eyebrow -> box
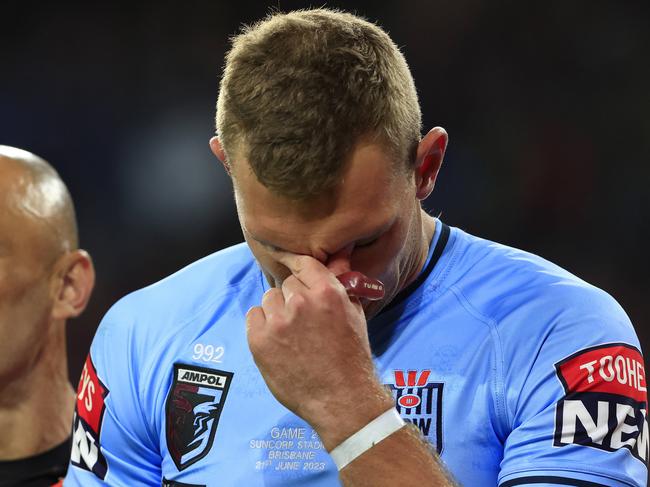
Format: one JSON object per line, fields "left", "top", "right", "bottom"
{"left": 252, "top": 219, "right": 394, "bottom": 255}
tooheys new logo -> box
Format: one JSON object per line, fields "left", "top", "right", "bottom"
{"left": 71, "top": 354, "right": 109, "bottom": 479}
{"left": 554, "top": 343, "right": 649, "bottom": 462}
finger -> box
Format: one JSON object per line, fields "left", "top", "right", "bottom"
{"left": 245, "top": 306, "right": 266, "bottom": 354}
{"left": 262, "top": 288, "right": 284, "bottom": 321}
{"left": 261, "top": 288, "right": 285, "bottom": 310}
{"left": 280, "top": 274, "right": 307, "bottom": 302}
{"left": 275, "top": 251, "right": 334, "bottom": 288}
{"left": 245, "top": 306, "right": 266, "bottom": 333}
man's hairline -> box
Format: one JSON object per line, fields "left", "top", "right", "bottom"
{"left": 223, "top": 133, "right": 417, "bottom": 200}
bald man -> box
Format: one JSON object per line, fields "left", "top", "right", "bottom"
{"left": 0, "top": 146, "right": 95, "bottom": 487}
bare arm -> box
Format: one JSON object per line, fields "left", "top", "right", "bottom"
{"left": 312, "top": 379, "right": 455, "bottom": 487}
{"left": 246, "top": 253, "right": 456, "bottom": 486}
{"left": 339, "top": 425, "right": 456, "bottom": 487}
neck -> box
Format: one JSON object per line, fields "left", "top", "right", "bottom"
{"left": 403, "top": 211, "right": 436, "bottom": 290}
{"left": 365, "top": 210, "right": 436, "bottom": 319}
{"left": 0, "top": 320, "right": 75, "bottom": 461}
{"left": 392, "top": 208, "right": 436, "bottom": 300}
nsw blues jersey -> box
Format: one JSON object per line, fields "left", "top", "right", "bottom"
{"left": 65, "top": 221, "right": 648, "bottom": 486}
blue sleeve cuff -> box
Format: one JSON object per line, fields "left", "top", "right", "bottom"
{"left": 499, "top": 469, "right": 641, "bottom": 487}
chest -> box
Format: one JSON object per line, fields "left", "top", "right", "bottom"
{"left": 155, "top": 306, "right": 505, "bottom": 486}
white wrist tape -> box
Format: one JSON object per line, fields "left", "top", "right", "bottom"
{"left": 329, "top": 408, "right": 405, "bottom": 470}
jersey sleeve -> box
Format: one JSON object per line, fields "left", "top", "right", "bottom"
{"left": 497, "top": 285, "right": 648, "bottom": 487}
{"left": 64, "top": 300, "right": 162, "bottom": 486}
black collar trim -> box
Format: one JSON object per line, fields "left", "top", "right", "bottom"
{"left": 0, "top": 436, "right": 71, "bottom": 484}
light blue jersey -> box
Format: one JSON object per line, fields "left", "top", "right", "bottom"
{"left": 65, "top": 221, "right": 648, "bottom": 486}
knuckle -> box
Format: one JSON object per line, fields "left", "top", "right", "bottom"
{"left": 293, "top": 257, "right": 305, "bottom": 272}
{"left": 246, "top": 306, "right": 259, "bottom": 321}
{"left": 315, "top": 282, "right": 340, "bottom": 302}
{"left": 246, "top": 307, "right": 263, "bottom": 330}
{"left": 265, "top": 310, "right": 286, "bottom": 327}
{"left": 287, "top": 255, "right": 306, "bottom": 272}
{"left": 282, "top": 275, "right": 299, "bottom": 288}
{"left": 286, "top": 292, "right": 307, "bottom": 310}
{"left": 261, "top": 288, "right": 279, "bottom": 305}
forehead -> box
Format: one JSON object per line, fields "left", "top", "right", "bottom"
{"left": 234, "top": 143, "right": 407, "bottom": 248}
{"left": 0, "top": 161, "right": 54, "bottom": 254}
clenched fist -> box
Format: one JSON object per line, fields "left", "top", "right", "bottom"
{"left": 246, "top": 248, "right": 394, "bottom": 450}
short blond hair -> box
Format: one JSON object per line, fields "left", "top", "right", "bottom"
{"left": 216, "top": 8, "right": 421, "bottom": 199}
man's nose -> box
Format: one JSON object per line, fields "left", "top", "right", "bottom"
{"left": 325, "top": 244, "right": 354, "bottom": 276}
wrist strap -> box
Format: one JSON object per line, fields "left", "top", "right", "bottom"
{"left": 329, "top": 408, "right": 405, "bottom": 470}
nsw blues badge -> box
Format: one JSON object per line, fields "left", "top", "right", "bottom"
{"left": 386, "top": 369, "right": 444, "bottom": 453}
{"left": 165, "top": 363, "right": 234, "bottom": 471}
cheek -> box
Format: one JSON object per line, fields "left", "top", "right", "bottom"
{"left": 351, "top": 221, "right": 409, "bottom": 280}
{"left": 245, "top": 241, "right": 290, "bottom": 286}
{"left": 1, "top": 253, "right": 55, "bottom": 320}
{"left": 0, "top": 272, "right": 51, "bottom": 322}
{"left": 0, "top": 275, "right": 52, "bottom": 375}
{"left": 0, "top": 262, "right": 37, "bottom": 306}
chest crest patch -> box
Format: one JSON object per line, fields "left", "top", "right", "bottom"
{"left": 386, "top": 369, "right": 444, "bottom": 453}
{"left": 165, "top": 363, "right": 234, "bottom": 471}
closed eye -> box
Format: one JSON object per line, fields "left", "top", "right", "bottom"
{"left": 355, "top": 237, "right": 379, "bottom": 248}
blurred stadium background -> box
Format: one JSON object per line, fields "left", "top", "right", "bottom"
{"left": 1, "top": 0, "right": 648, "bottom": 394}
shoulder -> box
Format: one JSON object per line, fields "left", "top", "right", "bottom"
{"left": 95, "top": 242, "right": 259, "bottom": 346}
{"left": 444, "top": 226, "right": 635, "bottom": 344}
{"left": 86, "top": 242, "right": 260, "bottom": 426}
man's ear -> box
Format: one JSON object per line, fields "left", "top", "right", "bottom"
{"left": 414, "top": 127, "right": 448, "bottom": 200}
{"left": 209, "top": 136, "right": 231, "bottom": 176}
{"left": 51, "top": 249, "right": 96, "bottom": 321}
